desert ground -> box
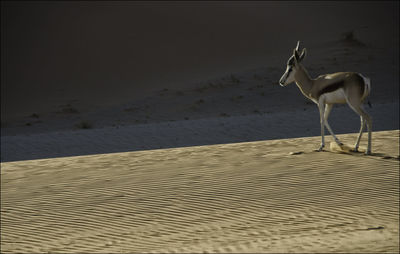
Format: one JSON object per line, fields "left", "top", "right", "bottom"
{"left": 1, "top": 130, "right": 399, "bottom": 253}
{"left": 1, "top": 1, "right": 399, "bottom": 253}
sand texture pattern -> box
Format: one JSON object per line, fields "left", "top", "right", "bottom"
{"left": 1, "top": 130, "right": 399, "bottom": 253}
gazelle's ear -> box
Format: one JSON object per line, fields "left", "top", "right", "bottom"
{"left": 295, "top": 41, "right": 300, "bottom": 51}
{"left": 293, "top": 48, "right": 300, "bottom": 64}
{"left": 299, "top": 48, "right": 307, "bottom": 62}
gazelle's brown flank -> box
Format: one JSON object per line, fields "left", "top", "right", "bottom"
{"left": 279, "top": 41, "right": 372, "bottom": 155}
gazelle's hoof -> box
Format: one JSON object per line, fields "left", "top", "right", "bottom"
{"left": 352, "top": 147, "right": 359, "bottom": 152}
{"left": 365, "top": 150, "right": 372, "bottom": 155}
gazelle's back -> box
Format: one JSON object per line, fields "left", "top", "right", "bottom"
{"left": 312, "top": 72, "right": 366, "bottom": 101}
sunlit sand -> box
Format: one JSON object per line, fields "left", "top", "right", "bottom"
{"left": 1, "top": 130, "right": 398, "bottom": 253}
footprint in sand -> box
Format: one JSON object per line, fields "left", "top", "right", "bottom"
{"left": 289, "top": 151, "right": 304, "bottom": 155}
{"left": 329, "top": 142, "right": 362, "bottom": 154}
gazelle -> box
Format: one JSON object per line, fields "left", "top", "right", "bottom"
{"left": 279, "top": 41, "right": 372, "bottom": 155}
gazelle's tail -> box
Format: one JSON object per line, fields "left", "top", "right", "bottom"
{"left": 361, "top": 75, "right": 372, "bottom": 108}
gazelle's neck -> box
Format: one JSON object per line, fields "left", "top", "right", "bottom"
{"left": 294, "top": 64, "right": 313, "bottom": 97}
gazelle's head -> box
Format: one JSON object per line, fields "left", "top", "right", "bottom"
{"left": 279, "top": 41, "right": 307, "bottom": 86}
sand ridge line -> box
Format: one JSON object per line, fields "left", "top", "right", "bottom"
{"left": 2, "top": 102, "right": 399, "bottom": 163}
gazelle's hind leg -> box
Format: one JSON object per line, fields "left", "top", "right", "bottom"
{"left": 354, "top": 116, "right": 366, "bottom": 152}
{"left": 318, "top": 103, "right": 326, "bottom": 151}
{"left": 346, "top": 100, "right": 372, "bottom": 155}
{"left": 324, "top": 104, "right": 343, "bottom": 146}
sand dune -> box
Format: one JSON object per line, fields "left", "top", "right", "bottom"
{"left": 1, "top": 2, "right": 398, "bottom": 252}
{"left": 1, "top": 130, "right": 398, "bottom": 253}
{"left": 2, "top": 101, "right": 399, "bottom": 162}
{"left": 2, "top": 2, "right": 398, "bottom": 126}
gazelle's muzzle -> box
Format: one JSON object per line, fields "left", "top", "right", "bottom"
{"left": 279, "top": 73, "right": 287, "bottom": 86}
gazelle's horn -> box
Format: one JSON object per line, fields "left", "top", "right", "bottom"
{"left": 295, "top": 41, "right": 300, "bottom": 51}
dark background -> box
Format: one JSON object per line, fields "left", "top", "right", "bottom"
{"left": 1, "top": 1, "right": 398, "bottom": 122}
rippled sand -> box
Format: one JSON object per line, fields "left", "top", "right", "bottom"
{"left": 1, "top": 130, "right": 398, "bottom": 253}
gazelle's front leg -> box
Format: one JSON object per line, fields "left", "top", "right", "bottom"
{"left": 324, "top": 104, "right": 343, "bottom": 146}
{"left": 318, "top": 103, "right": 325, "bottom": 151}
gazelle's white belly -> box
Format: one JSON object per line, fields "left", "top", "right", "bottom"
{"left": 321, "top": 88, "right": 347, "bottom": 104}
